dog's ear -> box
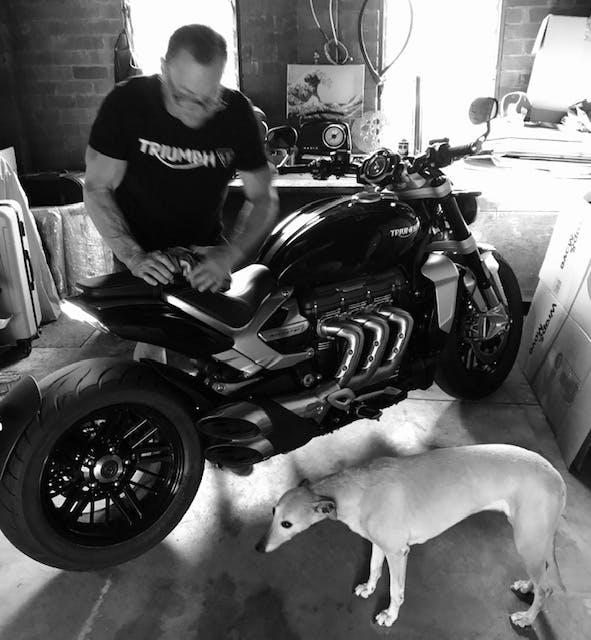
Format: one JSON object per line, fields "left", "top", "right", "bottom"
{"left": 298, "top": 478, "right": 310, "bottom": 487}
{"left": 313, "top": 497, "right": 337, "bottom": 519}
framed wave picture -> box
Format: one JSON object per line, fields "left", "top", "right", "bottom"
{"left": 286, "top": 64, "right": 365, "bottom": 125}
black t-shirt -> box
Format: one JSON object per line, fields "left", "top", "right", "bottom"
{"left": 88, "top": 75, "right": 267, "bottom": 251}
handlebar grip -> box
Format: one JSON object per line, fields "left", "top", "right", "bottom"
{"left": 447, "top": 142, "right": 478, "bottom": 161}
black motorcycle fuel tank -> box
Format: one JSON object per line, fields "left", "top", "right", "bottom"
{"left": 258, "top": 192, "right": 423, "bottom": 287}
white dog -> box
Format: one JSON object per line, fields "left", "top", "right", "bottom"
{"left": 256, "top": 444, "right": 566, "bottom": 628}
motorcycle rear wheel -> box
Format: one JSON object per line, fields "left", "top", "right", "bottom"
{"left": 0, "top": 358, "right": 205, "bottom": 570}
{"left": 434, "top": 251, "right": 523, "bottom": 400}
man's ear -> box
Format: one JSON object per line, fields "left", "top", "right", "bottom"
{"left": 298, "top": 478, "right": 310, "bottom": 487}
{"left": 313, "top": 498, "right": 337, "bottom": 519}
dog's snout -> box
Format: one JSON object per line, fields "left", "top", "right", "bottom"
{"left": 255, "top": 538, "right": 267, "bottom": 553}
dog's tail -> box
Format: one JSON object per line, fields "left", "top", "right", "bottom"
{"left": 547, "top": 531, "right": 566, "bottom": 592}
{"left": 545, "top": 532, "right": 566, "bottom": 593}
{"left": 547, "top": 485, "right": 567, "bottom": 593}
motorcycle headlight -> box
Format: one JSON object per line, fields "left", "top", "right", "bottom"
{"left": 456, "top": 193, "right": 479, "bottom": 225}
{"left": 60, "top": 300, "right": 108, "bottom": 332}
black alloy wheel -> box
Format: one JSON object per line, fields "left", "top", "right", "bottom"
{"left": 42, "top": 404, "right": 184, "bottom": 546}
{"left": 0, "top": 359, "right": 207, "bottom": 570}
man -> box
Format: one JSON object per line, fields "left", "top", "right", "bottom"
{"left": 84, "top": 24, "right": 277, "bottom": 295}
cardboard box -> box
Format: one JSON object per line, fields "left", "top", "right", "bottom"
{"left": 518, "top": 281, "right": 568, "bottom": 383}
{"left": 569, "top": 262, "right": 591, "bottom": 337}
{"left": 519, "top": 190, "right": 591, "bottom": 470}
{"left": 538, "top": 190, "right": 591, "bottom": 312}
{"left": 532, "top": 314, "right": 591, "bottom": 466}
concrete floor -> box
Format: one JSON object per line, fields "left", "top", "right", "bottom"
{"left": 1, "top": 316, "right": 591, "bottom": 640}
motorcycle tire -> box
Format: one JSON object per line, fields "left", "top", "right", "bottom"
{"left": 0, "top": 358, "right": 205, "bottom": 571}
{"left": 434, "top": 251, "right": 523, "bottom": 400}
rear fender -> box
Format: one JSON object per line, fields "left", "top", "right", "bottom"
{"left": 0, "top": 376, "right": 41, "bottom": 478}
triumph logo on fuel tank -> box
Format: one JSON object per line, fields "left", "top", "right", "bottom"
{"left": 389, "top": 220, "right": 420, "bottom": 238}
{"left": 529, "top": 303, "right": 557, "bottom": 354}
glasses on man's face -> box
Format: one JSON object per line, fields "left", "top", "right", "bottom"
{"left": 162, "top": 71, "right": 224, "bottom": 113}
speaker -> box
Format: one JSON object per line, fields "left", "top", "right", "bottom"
{"left": 298, "top": 121, "right": 351, "bottom": 156}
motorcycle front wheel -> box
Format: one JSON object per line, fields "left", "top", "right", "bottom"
{"left": 0, "top": 358, "right": 206, "bottom": 570}
{"left": 434, "top": 251, "right": 523, "bottom": 400}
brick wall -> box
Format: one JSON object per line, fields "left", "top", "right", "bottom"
{"left": 1, "top": 0, "right": 122, "bottom": 171}
{"left": 239, "top": 0, "right": 381, "bottom": 124}
{"left": 238, "top": 0, "right": 297, "bottom": 127}
{"left": 0, "top": 2, "right": 28, "bottom": 168}
{"left": 497, "top": 0, "right": 591, "bottom": 99}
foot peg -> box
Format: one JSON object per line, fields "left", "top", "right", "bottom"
{"left": 327, "top": 386, "right": 407, "bottom": 418}
{"left": 352, "top": 387, "right": 407, "bottom": 419}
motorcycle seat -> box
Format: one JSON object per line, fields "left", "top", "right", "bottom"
{"left": 76, "top": 271, "right": 164, "bottom": 300}
{"left": 167, "top": 264, "right": 277, "bottom": 330}
{"left": 76, "top": 264, "right": 277, "bottom": 330}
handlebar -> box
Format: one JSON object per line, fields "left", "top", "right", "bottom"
{"left": 447, "top": 142, "right": 479, "bottom": 162}
{"left": 277, "top": 155, "right": 360, "bottom": 179}
{"left": 273, "top": 138, "right": 479, "bottom": 182}
{"left": 419, "top": 139, "right": 481, "bottom": 170}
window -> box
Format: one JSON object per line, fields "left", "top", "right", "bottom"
{"left": 128, "top": 0, "right": 239, "bottom": 89}
{"left": 380, "top": 0, "right": 502, "bottom": 150}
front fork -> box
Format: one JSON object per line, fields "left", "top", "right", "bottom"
{"left": 435, "top": 194, "right": 510, "bottom": 340}
{"left": 439, "top": 194, "right": 502, "bottom": 307}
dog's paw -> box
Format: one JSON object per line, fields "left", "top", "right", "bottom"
{"left": 511, "top": 580, "right": 533, "bottom": 594}
{"left": 354, "top": 582, "right": 376, "bottom": 599}
{"left": 510, "top": 610, "right": 534, "bottom": 628}
{"left": 375, "top": 608, "right": 398, "bottom": 627}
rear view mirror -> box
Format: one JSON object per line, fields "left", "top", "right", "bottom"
{"left": 266, "top": 126, "right": 298, "bottom": 150}
{"left": 469, "top": 97, "right": 499, "bottom": 125}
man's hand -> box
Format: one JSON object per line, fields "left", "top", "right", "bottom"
{"left": 127, "top": 250, "right": 178, "bottom": 286}
{"left": 186, "top": 245, "right": 239, "bottom": 292}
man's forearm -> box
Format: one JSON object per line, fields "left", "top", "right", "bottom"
{"left": 228, "top": 189, "right": 278, "bottom": 267}
{"left": 84, "top": 187, "right": 143, "bottom": 266}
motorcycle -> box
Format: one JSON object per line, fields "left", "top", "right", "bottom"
{"left": 0, "top": 97, "right": 523, "bottom": 570}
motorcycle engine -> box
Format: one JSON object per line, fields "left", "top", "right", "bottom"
{"left": 298, "top": 267, "right": 409, "bottom": 319}
{"left": 297, "top": 268, "right": 411, "bottom": 375}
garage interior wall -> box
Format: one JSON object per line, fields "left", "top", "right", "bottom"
{"left": 0, "top": 0, "right": 590, "bottom": 173}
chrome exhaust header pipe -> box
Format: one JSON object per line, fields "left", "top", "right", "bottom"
{"left": 349, "top": 313, "right": 390, "bottom": 389}
{"left": 374, "top": 306, "right": 414, "bottom": 380}
{"left": 317, "top": 318, "right": 365, "bottom": 387}
{"left": 276, "top": 316, "right": 367, "bottom": 419}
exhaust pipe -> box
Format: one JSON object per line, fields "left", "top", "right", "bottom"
{"left": 349, "top": 313, "right": 389, "bottom": 389}
{"left": 197, "top": 309, "right": 414, "bottom": 466}
{"left": 197, "top": 402, "right": 273, "bottom": 440}
{"left": 205, "top": 439, "right": 272, "bottom": 466}
{"left": 197, "top": 396, "right": 324, "bottom": 465}
{"left": 374, "top": 306, "right": 414, "bottom": 380}
{"left": 317, "top": 318, "right": 365, "bottom": 387}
